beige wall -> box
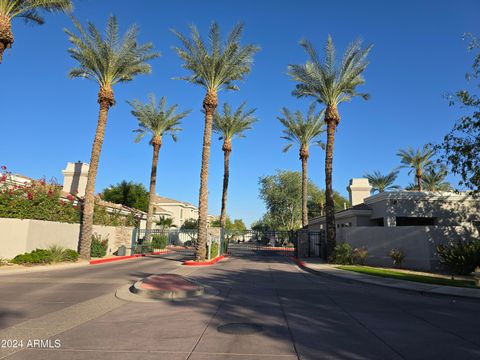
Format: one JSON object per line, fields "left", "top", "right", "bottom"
{"left": 0, "top": 218, "right": 134, "bottom": 259}
{"left": 337, "top": 225, "right": 479, "bottom": 272}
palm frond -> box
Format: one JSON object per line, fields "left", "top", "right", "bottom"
{"left": 128, "top": 94, "right": 190, "bottom": 144}
{"left": 213, "top": 101, "right": 257, "bottom": 142}
{"left": 65, "top": 15, "right": 159, "bottom": 89}
{"left": 171, "top": 22, "right": 260, "bottom": 93}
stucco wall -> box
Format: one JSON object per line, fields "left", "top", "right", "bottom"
{"left": 0, "top": 218, "right": 134, "bottom": 259}
{"left": 337, "top": 225, "right": 478, "bottom": 272}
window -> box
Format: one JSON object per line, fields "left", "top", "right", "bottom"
{"left": 396, "top": 217, "right": 436, "bottom": 226}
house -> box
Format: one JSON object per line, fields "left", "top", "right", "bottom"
{"left": 308, "top": 178, "right": 480, "bottom": 272}
{"left": 153, "top": 196, "right": 216, "bottom": 228}
{"left": 309, "top": 178, "right": 480, "bottom": 231}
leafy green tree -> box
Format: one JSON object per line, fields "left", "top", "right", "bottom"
{"left": 211, "top": 216, "right": 247, "bottom": 231}
{"left": 278, "top": 103, "right": 325, "bottom": 227}
{"left": 66, "top": 16, "right": 158, "bottom": 259}
{"left": 288, "top": 35, "right": 372, "bottom": 254}
{"left": 258, "top": 170, "right": 348, "bottom": 230}
{"left": 129, "top": 95, "right": 190, "bottom": 240}
{"left": 441, "top": 33, "right": 480, "bottom": 193}
{"left": 364, "top": 170, "right": 400, "bottom": 193}
{"left": 172, "top": 22, "right": 259, "bottom": 261}
{"left": 101, "top": 181, "right": 149, "bottom": 212}
{"left": 180, "top": 218, "right": 198, "bottom": 230}
{"left": 214, "top": 102, "right": 257, "bottom": 229}
{"left": 0, "top": 0, "right": 72, "bottom": 63}
{"left": 397, "top": 145, "right": 435, "bottom": 191}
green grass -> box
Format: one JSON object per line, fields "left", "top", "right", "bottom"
{"left": 336, "top": 265, "right": 477, "bottom": 289}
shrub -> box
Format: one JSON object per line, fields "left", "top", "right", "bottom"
{"left": 332, "top": 243, "right": 355, "bottom": 265}
{"left": 62, "top": 249, "right": 79, "bottom": 262}
{"left": 48, "top": 245, "right": 66, "bottom": 263}
{"left": 437, "top": 240, "right": 480, "bottom": 275}
{"left": 0, "top": 258, "right": 10, "bottom": 266}
{"left": 91, "top": 233, "right": 108, "bottom": 257}
{"left": 151, "top": 234, "right": 168, "bottom": 250}
{"left": 353, "top": 247, "right": 368, "bottom": 265}
{"left": 12, "top": 249, "right": 53, "bottom": 264}
{"left": 210, "top": 242, "right": 219, "bottom": 258}
{"left": 389, "top": 248, "right": 405, "bottom": 267}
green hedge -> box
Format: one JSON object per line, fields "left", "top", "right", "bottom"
{"left": 91, "top": 234, "right": 108, "bottom": 257}
{"left": 151, "top": 234, "right": 168, "bottom": 249}
{"left": 11, "top": 247, "right": 78, "bottom": 265}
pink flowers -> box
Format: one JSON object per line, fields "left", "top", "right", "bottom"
{"left": 67, "top": 194, "right": 75, "bottom": 202}
{"left": 27, "top": 192, "right": 34, "bottom": 200}
{"left": 1, "top": 165, "right": 6, "bottom": 171}
{"left": 0, "top": 176, "right": 6, "bottom": 182}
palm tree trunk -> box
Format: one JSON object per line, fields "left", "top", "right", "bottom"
{"left": 196, "top": 91, "right": 217, "bottom": 261}
{"left": 417, "top": 169, "right": 423, "bottom": 192}
{"left": 0, "top": 15, "right": 13, "bottom": 64}
{"left": 220, "top": 145, "right": 231, "bottom": 229}
{"left": 78, "top": 90, "right": 114, "bottom": 259}
{"left": 301, "top": 154, "right": 308, "bottom": 228}
{"left": 145, "top": 140, "right": 161, "bottom": 243}
{"left": 324, "top": 105, "right": 339, "bottom": 259}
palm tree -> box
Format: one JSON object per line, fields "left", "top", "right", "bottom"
{"left": 66, "top": 16, "right": 159, "bottom": 259}
{"left": 278, "top": 103, "right": 325, "bottom": 227}
{"left": 129, "top": 95, "right": 190, "bottom": 241}
{"left": 213, "top": 102, "right": 257, "bottom": 229}
{"left": 157, "top": 216, "right": 176, "bottom": 230}
{"left": 422, "top": 167, "right": 452, "bottom": 192}
{"left": 0, "top": 0, "right": 72, "bottom": 63}
{"left": 397, "top": 145, "right": 435, "bottom": 191}
{"left": 172, "top": 22, "right": 259, "bottom": 261}
{"left": 288, "top": 35, "right": 372, "bottom": 256}
{"left": 364, "top": 170, "right": 400, "bottom": 193}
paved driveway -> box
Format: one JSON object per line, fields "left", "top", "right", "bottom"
{"left": 1, "top": 253, "right": 479, "bottom": 359}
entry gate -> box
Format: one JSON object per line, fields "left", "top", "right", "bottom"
{"left": 224, "top": 230, "right": 297, "bottom": 257}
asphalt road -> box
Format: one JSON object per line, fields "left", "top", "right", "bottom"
{"left": 0, "top": 251, "right": 479, "bottom": 359}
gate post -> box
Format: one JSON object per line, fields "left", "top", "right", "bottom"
{"left": 296, "top": 230, "right": 309, "bottom": 258}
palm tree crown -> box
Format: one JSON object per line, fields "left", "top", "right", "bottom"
{"left": 129, "top": 95, "right": 191, "bottom": 145}
{"left": 422, "top": 167, "right": 452, "bottom": 192}
{"left": 171, "top": 22, "right": 260, "bottom": 95}
{"left": 288, "top": 35, "right": 373, "bottom": 121}
{"left": 66, "top": 15, "right": 159, "bottom": 104}
{"left": 0, "top": 0, "right": 72, "bottom": 62}
{"left": 397, "top": 146, "right": 435, "bottom": 173}
{"left": 364, "top": 170, "right": 400, "bottom": 193}
{"left": 0, "top": 0, "right": 71, "bottom": 23}
{"left": 213, "top": 102, "right": 257, "bottom": 150}
{"left": 278, "top": 103, "right": 325, "bottom": 157}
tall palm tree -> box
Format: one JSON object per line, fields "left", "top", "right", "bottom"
{"left": 172, "top": 22, "right": 259, "bottom": 261}
{"left": 129, "top": 95, "right": 190, "bottom": 241}
{"left": 422, "top": 167, "right": 452, "bottom": 192}
{"left": 397, "top": 145, "right": 435, "bottom": 191}
{"left": 213, "top": 102, "right": 257, "bottom": 229}
{"left": 364, "top": 170, "right": 400, "bottom": 193}
{"left": 0, "top": 0, "right": 72, "bottom": 63}
{"left": 66, "top": 16, "right": 159, "bottom": 259}
{"left": 288, "top": 35, "right": 372, "bottom": 256}
{"left": 278, "top": 103, "right": 325, "bottom": 227}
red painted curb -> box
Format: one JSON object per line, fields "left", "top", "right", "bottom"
{"left": 290, "top": 257, "right": 306, "bottom": 267}
{"left": 90, "top": 250, "right": 171, "bottom": 265}
{"left": 183, "top": 254, "right": 228, "bottom": 266}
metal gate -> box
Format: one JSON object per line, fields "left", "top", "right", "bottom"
{"left": 224, "top": 230, "right": 296, "bottom": 257}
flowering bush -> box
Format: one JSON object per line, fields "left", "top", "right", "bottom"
{"left": 0, "top": 166, "right": 81, "bottom": 223}
{"left": 0, "top": 165, "right": 138, "bottom": 227}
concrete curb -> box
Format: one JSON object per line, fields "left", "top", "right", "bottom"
{"left": 183, "top": 254, "right": 228, "bottom": 266}
{"left": 89, "top": 250, "right": 172, "bottom": 265}
{"left": 291, "top": 258, "right": 480, "bottom": 300}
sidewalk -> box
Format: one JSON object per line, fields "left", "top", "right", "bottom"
{"left": 296, "top": 258, "right": 480, "bottom": 300}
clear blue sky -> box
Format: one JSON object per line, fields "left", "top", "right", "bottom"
{"left": 1, "top": 0, "right": 478, "bottom": 226}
